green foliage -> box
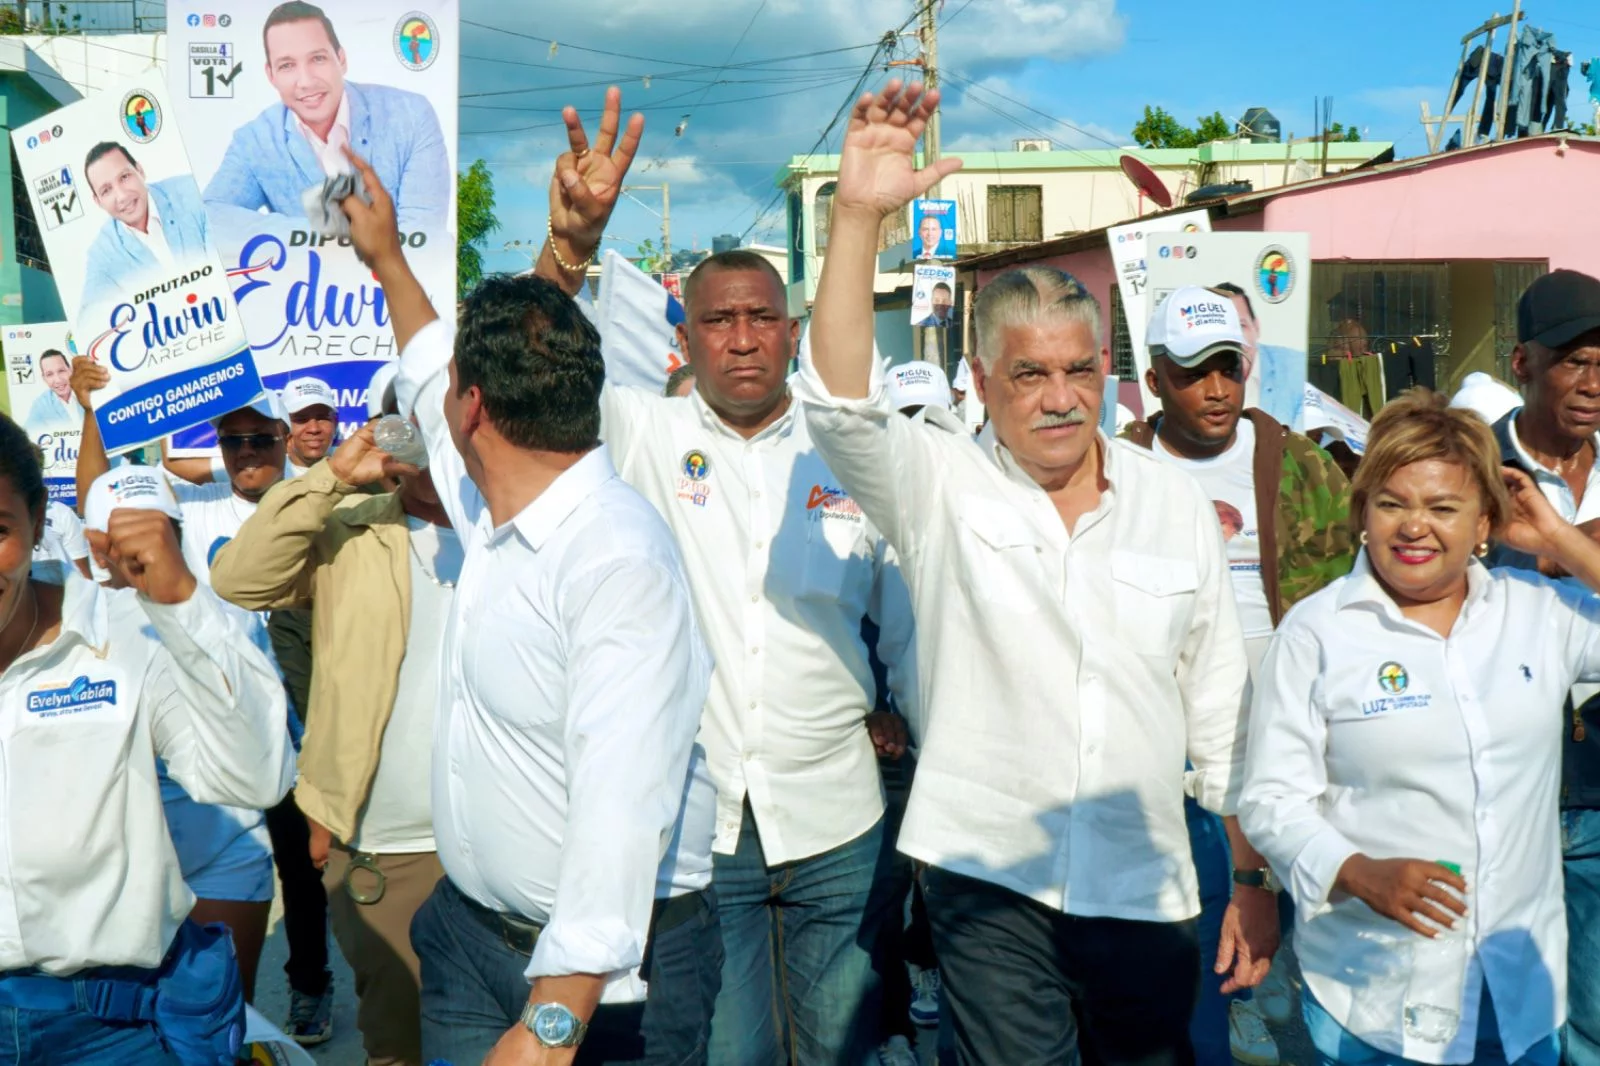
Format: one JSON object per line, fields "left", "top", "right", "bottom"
{"left": 1328, "top": 121, "right": 1362, "bottom": 143}
{"left": 1132, "top": 106, "right": 1232, "bottom": 149}
{"left": 456, "top": 159, "right": 499, "bottom": 294}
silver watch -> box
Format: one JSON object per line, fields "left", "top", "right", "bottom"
{"left": 520, "top": 1002, "right": 588, "bottom": 1048}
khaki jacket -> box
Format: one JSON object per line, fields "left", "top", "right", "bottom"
{"left": 210, "top": 461, "right": 412, "bottom": 844}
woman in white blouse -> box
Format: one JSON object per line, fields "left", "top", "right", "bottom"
{"left": 1240, "top": 390, "right": 1600, "bottom": 1066}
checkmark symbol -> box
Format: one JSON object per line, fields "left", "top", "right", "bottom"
{"left": 217, "top": 62, "right": 241, "bottom": 87}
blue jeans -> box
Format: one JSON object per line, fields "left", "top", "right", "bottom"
{"left": 1305, "top": 987, "right": 1558, "bottom": 1066}
{"left": 707, "top": 807, "right": 891, "bottom": 1066}
{"left": 1187, "top": 798, "right": 1236, "bottom": 1065}
{"left": 1563, "top": 808, "right": 1600, "bottom": 1066}
{"left": 413, "top": 877, "right": 722, "bottom": 1066}
{"left": 0, "top": 1001, "right": 178, "bottom": 1065}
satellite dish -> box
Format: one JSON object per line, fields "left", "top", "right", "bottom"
{"left": 1119, "top": 154, "right": 1173, "bottom": 209}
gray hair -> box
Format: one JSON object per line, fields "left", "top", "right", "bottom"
{"left": 973, "top": 266, "right": 1102, "bottom": 372}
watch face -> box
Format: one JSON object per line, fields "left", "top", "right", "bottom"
{"left": 534, "top": 1005, "right": 576, "bottom": 1045}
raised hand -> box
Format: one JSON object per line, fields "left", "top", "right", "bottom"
{"left": 327, "top": 422, "right": 420, "bottom": 488}
{"left": 1500, "top": 465, "right": 1573, "bottom": 559}
{"left": 99, "top": 508, "right": 198, "bottom": 605}
{"left": 340, "top": 147, "right": 403, "bottom": 273}
{"left": 71, "top": 355, "right": 109, "bottom": 413}
{"left": 549, "top": 86, "right": 643, "bottom": 265}
{"left": 833, "top": 80, "right": 963, "bottom": 219}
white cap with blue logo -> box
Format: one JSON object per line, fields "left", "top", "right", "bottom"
{"left": 1146, "top": 286, "right": 1247, "bottom": 368}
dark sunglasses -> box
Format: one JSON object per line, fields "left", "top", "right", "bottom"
{"left": 217, "top": 432, "right": 283, "bottom": 451}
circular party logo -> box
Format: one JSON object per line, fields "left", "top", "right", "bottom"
{"left": 121, "top": 91, "right": 161, "bottom": 143}
{"left": 1254, "top": 245, "right": 1296, "bottom": 304}
{"left": 394, "top": 12, "right": 439, "bottom": 71}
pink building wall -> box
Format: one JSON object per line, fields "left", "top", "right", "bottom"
{"left": 973, "top": 138, "right": 1600, "bottom": 412}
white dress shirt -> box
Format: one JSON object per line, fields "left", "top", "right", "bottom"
{"left": 1239, "top": 554, "right": 1600, "bottom": 1064}
{"left": 396, "top": 320, "right": 713, "bottom": 1001}
{"left": 0, "top": 577, "right": 293, "bottom": 975}
{"left": 294, "top": 90, "right": 353, "bottom": 176}
{"left": 129, "top": 197, "right": 173, "bottom": 265}
{"left": 601, "top": 384, "right": 912, "bottom": 863}
{"left": 794, "top": 347, "right": 1247, "bottom": 921}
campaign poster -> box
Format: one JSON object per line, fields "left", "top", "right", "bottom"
{"left": 9, "top": 78, "right": 264, "bottom": 455}
{"left": 166, "top": 0, "right": 459, "bottom": 453}
{"left": 1146, "top": 232, "right": 1311, "bottom": 431}
{"left": 912, "top": 198, "right": 956, "bottom": 261}
{"left": 1107, "top": 207, "right": 1210, "bottom": 393}
{"left": 910, "top": 263, "right": 956, "bottom": 328}
{"left": 3, "top": 322, "right": 82, "bottom": 504}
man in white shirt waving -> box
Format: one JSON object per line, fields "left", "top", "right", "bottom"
{"left": 797, "top": 81, "right": 1277, "bottom": 1066}
{"left": 341, "top": 147, "right": 715, "bottom": 1066}
{"left": 532, "top": 88, "right": 914, "bottom": 1066}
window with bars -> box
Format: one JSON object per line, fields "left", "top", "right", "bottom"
{"left": 986, "top": 185, "right": 1043, "bottom": 243}
{"left": 1109, "top": 285, "right": 1137, "bottom": 381}
{"left": 1308, "top": 261, "right": 1450, "bottom": 359}
{"left": 10, "top": 146, "right": 48, "bottom": 273}
{"left": 1494, "top": 261, "right": 1547, "bottom": 380}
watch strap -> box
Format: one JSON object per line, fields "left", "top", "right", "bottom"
{"left": 1232, "top": 867, "right": 1279, "bottom": 892}
{"left": 519, "top": 1001, "right": 589, "bottom": 1048}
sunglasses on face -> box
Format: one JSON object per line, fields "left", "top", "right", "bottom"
{"left": 217, "top": 433, "right": 283, "bottom": 451}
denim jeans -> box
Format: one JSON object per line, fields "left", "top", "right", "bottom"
{"left": 1563, "top": 808, "right": 1600, "bottom": 1066}
{"left": 1187, "top": 798, "right": 1236, "bottom": 1066}
{"left": 706, "top": 807, "right": 891, "bottom": 1066}
{"left": 413, "top": 877, "right": 722, "bottom": 1066}
{"left": 0, "top": 1003, "right": 179, "bottom": 1065}
{"left": 1304, "top": 986, "right": 1558, "bottom": 1066}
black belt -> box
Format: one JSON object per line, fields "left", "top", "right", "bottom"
{"left": 448, "top": 880, "right": 547, "bottom": 957}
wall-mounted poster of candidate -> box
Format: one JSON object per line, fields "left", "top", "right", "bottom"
{"left": 4, "top": 322, "right": 82, "bottom": 504}
{"left": 912, "top": 198, "right": 957, "bottom": 261}
{"left": 9, "top": 78, "right": 264, "bottom": 454}
{"left": 167, "top": 0, "right": 459, "bottom": 454}
{"left": 910, "top": 263, "right": 957, "bottom": 328}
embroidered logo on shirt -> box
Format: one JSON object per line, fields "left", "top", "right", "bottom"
{"left": 1362, "top": 661, "right": 1432, "bottom": 717}
{"left": 681, "top": 450, "right": 710, "bottom": 482}
{"left": 1522, "top": 664, "right": 1534, "bottom": 682}
{"left": 676, "top": 449, "right": 713, "bottom": 508}
{"left": 1377, "top": 661, "right": 1409, "bottom": 695}
{"left": 27, "top": 675, "right": 118, "bottom": 718}
{"left": 806, "top": 485, "right": 862, "bottom": 522}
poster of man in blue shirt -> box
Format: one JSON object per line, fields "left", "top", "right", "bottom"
{"left": 912, "top": 198, "right": 957, "bottom": 260}
{"left": 202, "top": 1, "right": 449, "bottom": 231}
{"left": 24, "top": 349, "right": 85, "bottom": 430}
{"left": 80, "top": 142, "right": 212, "bottom": 313}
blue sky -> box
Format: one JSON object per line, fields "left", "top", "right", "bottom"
{"left": 459, "top": 0, "right": 1600, "bottom": 274}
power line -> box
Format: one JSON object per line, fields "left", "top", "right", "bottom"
{"left": 683, "top": 0, "right": 772, "bottom": 123}
{"left": 941, "top": 69, "right": 1125, "bottom": 151}
{"left": 941, "top": 0, "right": 977, "bottom": 28}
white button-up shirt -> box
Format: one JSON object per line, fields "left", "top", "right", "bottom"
{"left": 1239, "top": 554, "right": 1600, "bottom": 1064}
{"left": 397, "top": 320, "right": 713, "bottom": 1001}
{"left": 794, "top": 351, "right": 1247, "bottom": 920}
{"left": 294, "top": 90, "right": 352, "bottom": 176}
{"left": 0, "top": 577, "right": 293, "bottom": 975}
{"left": 129, "top": 196, "right": 173, "bottom": 264}
{"left": 601, "top": 384, "right": 912, "bottom": 864}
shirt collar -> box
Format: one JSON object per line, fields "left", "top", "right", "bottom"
{"left": 977, "top": 422, "right": 1119, "bottom": 494}
{"left": 1335, "top": 548, "right": 1493, "bottom": 623}
{"left": 503, "top": 445, "right": 618, "bottom": 551}
{"left": 54, "top": 575, "right": 110, "bottom": 656}
{"left": 293, "top": 89, "right": 351, "bottom": 148}
{"left": 1506, "top": 406, "right": 1600, "bottom": 486}
{"left": 690, "top": 387, "right": 796, "bottom": 444}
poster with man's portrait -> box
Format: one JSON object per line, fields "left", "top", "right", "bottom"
{"left": 9, "top": 78, "right": 263, "bottom": 454}
{"left": 4, "top": 323, "right": 82, "bottom": 504}
{"left": 912, "top": 199, "right": 956, "bottom": 261}
{"left": 167, "top": 0, "right": 459, "bottom": 453}
{"left": 910, "top": 263, "right": 957, "bottom": 328}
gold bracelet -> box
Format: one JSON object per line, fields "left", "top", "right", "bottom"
{"left": 546, "top": 217, "right": 596, "bottom": 274}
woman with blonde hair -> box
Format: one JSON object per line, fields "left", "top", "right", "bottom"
{"left": 1240, "top": 389, "right": 1600, "bottom": 1066}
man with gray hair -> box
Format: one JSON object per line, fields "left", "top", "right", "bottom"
{"left": 794, "top": 81, "right": 1275, "bottom": 1065}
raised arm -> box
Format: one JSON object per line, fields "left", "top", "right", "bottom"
{"left": 341, "top": 147, "right": 438, "bottom": 353}
{"left": 809, "top": 81, "right": 961, "bottom": 398}
{"left": 534, "top": 86, "right": 642, "bottom": 298}
{"left": 70, "top": 356, "right": 111, "bottom": 504}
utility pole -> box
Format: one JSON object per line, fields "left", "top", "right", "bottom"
{"left": 917, "top": 1, "right": 945, "bottom": 371}
{"left": 623, "top": 183, "right": 671, "bottom": 268}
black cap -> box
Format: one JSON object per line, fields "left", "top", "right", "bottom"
{"left": 1518, "top": 269, "right": 1600, "bottom": 348}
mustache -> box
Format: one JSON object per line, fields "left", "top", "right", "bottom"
{"left": 1032, "top": 409, "right": 1088, "bottom": 430}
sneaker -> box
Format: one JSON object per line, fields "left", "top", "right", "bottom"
{"left": 878, "top": 1035, "right": 918, "bottom": 1066}
{"left": 1254, "top": 964, "right": 1295, "bottom": 1025}
{"left": 909, "top": 966, "right": 941, "bottom": 1028}
{"left": 1229, "top": 1000, "right": 1279, "bottom": 1066}
{"left": 285, "top": 985, "right": 333, "bottom": 1046}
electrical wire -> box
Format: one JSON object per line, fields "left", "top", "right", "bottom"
{"left": 682, "top": 0, "right": 772, "bottom": 122}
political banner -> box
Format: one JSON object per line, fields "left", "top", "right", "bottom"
{"left": 595, "top": 250, "right": 687, "bottom": 392}
{"left": 166, "top": 0, "right": 459, "bottom": 454}
{"left": 1146, "top": 232, "right": 1311, "bottom": 430}
{"left": 9, "top": 78, "right": 263, "bottom": 455}
{"left": 1107, "top": 207, "right": 1210, "bottom": 394}
{"left": 912, "top": 198, "right": 957, "bottom": 261}
{"left": 3, "top": 322, "right": 81, "bottom": 504}
{"left": 910, "top": 263, "right": 956, "bottom": 328}
{"left": 1302, "top": 383, "right": 1368, "bottom": 454}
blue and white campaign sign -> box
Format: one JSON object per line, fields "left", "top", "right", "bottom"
{"left": 594, "top": 250, "right": 687, "bottom": 392}
{"left": 166, "top": 0, "right": 459, "bottom": 454}
{"left": 4, "top": 322, "right": 81, "bottom": 504}
{"left": 912, "top": 198, "right": 956, "bottom": 261}
{"left": 9, "top": 79, "right": 263, "bottom": 455}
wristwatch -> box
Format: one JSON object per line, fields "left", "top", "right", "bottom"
{"left": 1233, "top": 866, "right": 1282, "bottom": 894}
{"left": 520, "top": 1002, "right": 588, "bottom": 1048}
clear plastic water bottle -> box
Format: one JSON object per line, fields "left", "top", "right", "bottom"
{"left": 1403, "top": 861, "right": 1468, "bottom": 1045}
{"left": 372, "top": 414, "right": 429, "bottom": 468}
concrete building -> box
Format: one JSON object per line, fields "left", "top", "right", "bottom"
{"left": 779, "top": 137, "right": 1392, "bottom": 365}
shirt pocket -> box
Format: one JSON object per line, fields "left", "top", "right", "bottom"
{"left": 799, "top": 515, "right": 870, "bottom": 615}
{"left": 957, "top": 502, "right": 1046, "bottom": 612}
{"left": 1109, "top": 550, "right": 1199, "bottom": 653}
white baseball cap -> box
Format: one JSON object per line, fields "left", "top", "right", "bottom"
{"left": 281, "top": 377, "right": 338, "bottom": 415}
{"left": 365, "top": 363, "right": 400, "bottom": 420}
{"left": 1450, "top": 371, "right": 1522, "bottom": 426}
{"left": 208, "top": 389, "right": 289, "bottom": 430}
{"left": 82, "top": 467, "right": 181, "bottom": 585}
{"left": 1146, "top": 286, "right": 1247, "bottom": 368}
{"left": 886, "top": 361, "right": 953, "bottom": 412}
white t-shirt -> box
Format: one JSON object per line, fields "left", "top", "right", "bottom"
{"left": 351, "top": 516, "right": 461, "bottom": 853}
{"left": 1153, "top": 419, "right": 1274, "bottom": 639}
{"left": 31, "top": 502, "right": 89, "bottom": 584}
{"left": 169, "top": 479, "right": 258, "bottom": 581}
